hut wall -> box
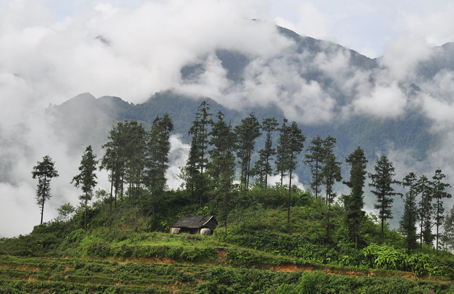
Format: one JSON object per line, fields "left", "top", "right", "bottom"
{"left": 204, "top": 219, "right": 218, "bottom": 231}
{"left": 170, "top": 227, "right": 181, "bottom": 234}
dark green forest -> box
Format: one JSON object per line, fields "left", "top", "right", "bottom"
{"left": 2, "top": 100, "right": 454, "bottom": 293}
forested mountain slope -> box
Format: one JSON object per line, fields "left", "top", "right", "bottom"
{"left": 50, "top": 25, "right": 451, "bottom": 164}
{"left": 52, "top": 90, "right": 435, "bottom": 169}
{"left": 48, "top": 25, "right": 454, "bottom": 197}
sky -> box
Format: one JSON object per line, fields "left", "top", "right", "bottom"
{"left": 1, "top": 0, "right": 454, "bottom": 237}
{"left": 38, "top": 0, "right": 454, "bottom": 58}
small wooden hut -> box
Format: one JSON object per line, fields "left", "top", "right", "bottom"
{"left": 170, "top": 215, "right": 218, "bottom": 235}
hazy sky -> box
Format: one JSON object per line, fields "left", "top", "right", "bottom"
{"left": 1, "top": 0, "right": 454, "bottom": 238}
{"left": 37, "top": 0, "right": 454, "bottom": 58}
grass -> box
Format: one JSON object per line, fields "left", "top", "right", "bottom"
{"left": 2, "top": 254, "right": 453, "bottom": 294}
{"left": 2, "top": 193, "right": 454, "bottom": 292}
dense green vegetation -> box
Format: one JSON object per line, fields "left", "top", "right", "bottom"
{"left": 3, "top": 101, "right": 454, "bottom": 293}
{"left": 2, "top": 184, "right": 454, "bottom": 293}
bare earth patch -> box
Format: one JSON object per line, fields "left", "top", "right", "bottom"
{"left": 217, "top": 250, "right": 226, "bottom": 264}
{"left": 274, "top": 264, "right": 298, "bottom": 272}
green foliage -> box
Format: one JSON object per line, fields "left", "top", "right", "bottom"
{"left": 443, "top": 205, "right": 454, "bottom": 251}
{"left": 361, "top": 243, "right": 454, "bottom": 277}
{"left": 369, "top": 155, "right": 401, "bottom": 244}
{"left": 7, "top": 136, "right": 454, "bottom": 293}
{"left": 304, "top": 135, "right": 325, "bottom": 198}
{"left": 235, "top": 112, "right": 262, "bottom": 191}
{"left": 144, "top": 113, "right": 173, "bottom": 217}
{"left": 186, "top": 100, "right": 213, "bottom": 206}
{"left": 72, "top": 145, "right": 98, "bottom": 230}
{"left": 343, "top": 147, "right": 368, "bottom": 249}
{"left": 13, "top": 90, "right": 454, "bottom": 292}
{"left": 401, "top": 172, "right": 419, "bottom": 253}
{"left": 56, "top": 203, "right": 76, "bottom": 222}
{"left": 432, "top": 168, "right": 452, "bottom": 251}
{"left": 417, "top": 175, "right": 434, "bottom": 248}
{"left": 251, "top": 117, "right": 278, "bottom": 188}
{"left": 32, "top": 155, "right": 59, "bottom": 225}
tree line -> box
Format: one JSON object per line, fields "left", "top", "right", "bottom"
{"left": 31, "top": 101, "right": 453, "bottom": 252}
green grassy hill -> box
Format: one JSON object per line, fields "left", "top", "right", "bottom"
{"left": 2, "top": 187, "right": 454, "bottom": 293}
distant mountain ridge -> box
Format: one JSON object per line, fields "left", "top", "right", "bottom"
{"left": 50, "top": 26, "right": 452, "bottom": 172}
{"left": 52, "top": 89, "right": 435, "bottom": 164}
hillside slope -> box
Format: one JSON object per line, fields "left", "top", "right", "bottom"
{"left": 2, "top": 186, "right": 454, "bottom": 293}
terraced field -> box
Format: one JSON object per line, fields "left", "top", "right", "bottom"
{"left": 2, "top": 254, "right": 454, "bottom": 293}
{"left": 2, "top": 197, "right": 454, "bottom": 293}
{"left": 0, "top": 255, "right": 207, "bottom": 293}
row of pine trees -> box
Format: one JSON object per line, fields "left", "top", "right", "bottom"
{"left": 32, "top": 101, "right": 453, "bottom": 253}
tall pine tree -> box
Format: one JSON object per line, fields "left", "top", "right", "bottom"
{"left": 275, "top": 119, "right": 290, "bottom": 187}
{"left": 304, "top": 135, "right": 324, "bottom": 198}
{"left": 208, "top": 111, "right": 236, "bottom": 191}
{"left": 369, "top": 155, "right": 401, "bottom": 244}
{"left": 186, "top": 101, "right": 212, "bottom": 206}
{"left": 217, "top": 150, "right": 237, "bottom": 234}
{"left": 252, "top": 117, "right": 278, "bottom": 188}
{"left": 235, "top": 113, "right": 261, "bottom": 191}
{"left": 285, "top": 122, "right": 306, "bottom": 226}
{"left": 442, "top": 205, "right": 454, "bottom": 251}
{"left": 145, "top": 114, "right": 174, "bottom": 216}
{"left": 71, "top": 145, "right": 98, "bottom": 230}
{"left": 122, "top": 121, "right": 146, "bottom": 201}
{"left": 322, "top": 150, "right": 342, "bottom": 243}
{"left": 206, "top": 112, "right": 237, "bottom": 231}
{"left": 416, "top": 175, "right": 433, "bottom": 248}
{"left": 401, "top": 172, "right": 419, "bottom": 253}
{"left": 32, "top": 155, "right": 59, "bottom": 225}
{"left": 343, "top": 147, "right": 367, "bottom": 250}
{"left": 432, "top": 169, "right": 451, "bottom": 251}
{"left": 100, "top": 122, "right": 126, "bottom": 209}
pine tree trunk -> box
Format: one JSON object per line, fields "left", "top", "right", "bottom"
{"left": 265, "top": 157, "right": 269, "bottom": 189}
{"left": 109, "top": 174, "right": 113, "bottom": 231}
{"left": 40, "top": 200, "right": 44, "bottom": 225}
{"left": 315, "top": 167, "right": 319, "bottom": 199}
{"left": 114, "top": 185, "right": 117, "bottom": 209}
{"left": 246, "top": 152, "right": 251, "bottom": 191}
{"left": 84, "top": 196, "right": 88, "bottom": 230}
{"left": 326, "top": 205, "right": 331, "bottom": 244}
{"left": 420, "top": 221, "right": 423, "bottom": 249}
{"left": 288, "top": 166, "right": 292, "bottom": 227}
{"left": 280, "top": 170, "right": 284, "bottom": 188}
{"left": 224, "top": 200, "right": 227, "bottom": 235}
{"left": 152, "top": 191, "right": 156, "bottom": 217}
{"left": 436, "top": 198, "right": 440, "bottom": 252}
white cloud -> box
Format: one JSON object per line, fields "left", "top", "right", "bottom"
{"left": 280, "top": 79, "right": 335, "bottom": 124}
{"left": 0, "top": 182, "right": 37, "bottom": 237}
{"left": 177, "top": 54, "right": 231, "bottom": 102}
{"left": 274, "top": 2, "right": 328, "bottom": 40}
{"left": 401, "top": 4, "right": 454, "bottom": 47}
{"left": 350, "top": 83, "right": 407, "bottom": 119}
{"left": 267, "top": 173, "right": 305, "bottom": 191}
{"left": 381, "top": 33, "right": 433, "bottom": 81}
{"left": 166, "top": 134, "right": 190, "bottom": 190}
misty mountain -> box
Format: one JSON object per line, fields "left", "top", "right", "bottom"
{"left": 53, "top": 89, "right": 434, "bottom": 163}
{"left": 39, "top": 26, "right": 454, "bottom": 231}
{"left": 417, "top": 42, "right": 454, "bottom": 79}
{"left": 50, "top": 26, "right": 451, "bottom": 175}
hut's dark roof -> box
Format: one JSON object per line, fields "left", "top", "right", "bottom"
{"left": 171, "top": 215, "right": 217, "bottom": 229}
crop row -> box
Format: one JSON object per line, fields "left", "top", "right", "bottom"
{"left": 2, "top": 255, "right": 454, "bottom": 293}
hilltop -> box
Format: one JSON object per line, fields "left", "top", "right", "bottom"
{"left": 1, "top": 185, "right": 454, "bottom": 293}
